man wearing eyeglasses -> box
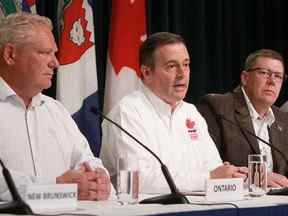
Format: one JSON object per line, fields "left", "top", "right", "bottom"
{"left": 197, "top": 49, "right": 288, "bottom": 187}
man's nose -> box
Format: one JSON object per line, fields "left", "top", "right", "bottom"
{"left": 50, "top": 55, "right": 60, "bottom": 69}
{"left": 266, "top": 74, "right": 276, "bottom": 85}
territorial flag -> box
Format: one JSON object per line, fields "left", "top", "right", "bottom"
{"left": 57, "top": 0, "right": 101, "bottom": 156}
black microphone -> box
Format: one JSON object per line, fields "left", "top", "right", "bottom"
{"left": 217, "top": 114, "right": 288, "bottom": 195}
{"left": 91, "top": 107, "right": 189, "bottom": 204}
{"left": 0, "top": 159, "right": 33, "bottom": 214}
{"left": 217, "top": 114, "right": 288, "bottom": 165}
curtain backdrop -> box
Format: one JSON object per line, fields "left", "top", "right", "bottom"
{"left": 38, "top": 0, "right": 288, "bottom": 108}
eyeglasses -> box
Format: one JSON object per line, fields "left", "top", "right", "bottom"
{"left": 247, "top": 67, "right": 287, "bottom": 82}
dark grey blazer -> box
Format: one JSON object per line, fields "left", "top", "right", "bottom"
{"left": 197, "top": 87, "right": 288, "bottom": 176}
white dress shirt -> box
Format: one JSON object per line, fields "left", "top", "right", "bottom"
{"left": 242, "top": 87, "right": 274, "bottom": 172}
{"left": 0, "top": 77, "right": 106, "bottom": 200}
{"left": 101, "top": 83, "right": 222, "bottom": 193}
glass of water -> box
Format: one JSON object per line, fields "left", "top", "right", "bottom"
{"left": 117, "top": 155, "right": 139, "bottom": 204}
{"left": 248, "top": 154, "right": 267, "bottom": 197}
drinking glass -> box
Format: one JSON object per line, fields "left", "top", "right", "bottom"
{"left": 248, "top": 154, "right": 267, "bottom": 197}
{"left": 116, "top": 156, "right": 139, "bottom": 204}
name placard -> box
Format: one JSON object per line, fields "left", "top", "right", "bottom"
{"left": 22, "top": 184, "right": 77, "bottom": 212}
{"left": 205, "top": 178, "right": 244, "bottom": 201}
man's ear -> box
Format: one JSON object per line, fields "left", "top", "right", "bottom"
{"left": 141, "top": 65, "right": 151, "bottom": 79}
{"left": 2, "top": 43, "right": 16, "bottom": 65}
{"left": 240, "top": 70, "right": 248, "bottom": 86}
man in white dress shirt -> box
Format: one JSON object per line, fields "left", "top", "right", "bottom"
{"left": 0, "top": 12, "right": 111, "bottom": 201}
{"left": 100, "top": 32, "right": 247, "bottom": 193}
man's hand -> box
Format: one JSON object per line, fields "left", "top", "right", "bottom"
{"left": 267, "top": 172, "right": 288, "bottom": 188}
{"left": 56, "top": 168, "right": 91, "bottom": 200}
{"left": 82, "top": 162, "right": 111, "bottom": 201}
{"left": 210, "top": 161, "right": 248, "bottom": 179}
{"left": 56, "top": 162, "right": 111, "bottom": 201}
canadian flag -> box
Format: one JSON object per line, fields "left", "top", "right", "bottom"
{"left": 104, "top": 0, "right": 146, "bottom": 113}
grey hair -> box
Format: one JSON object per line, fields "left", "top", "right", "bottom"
{"left": 0, "top": 12, "right": 53, "bottom": 46}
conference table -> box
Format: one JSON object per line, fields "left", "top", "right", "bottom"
{"left": 34, "top": 194, "right": 288, "bottom": 216}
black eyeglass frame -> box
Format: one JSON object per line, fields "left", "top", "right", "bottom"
{"left": 246, "top": 67, "right": 287, "bottom": 82}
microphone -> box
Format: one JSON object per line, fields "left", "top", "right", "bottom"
{"left": 217, "top": 114, "right": 288, "bottom": 165}
{"left": 0, "top": 159, "right": 33, "bottom": 214}
{"left": 216, "top": 114, "right": 288, "bottom": 195}
{"left": 91, "top": 107, "right": 189, "bottom": 204}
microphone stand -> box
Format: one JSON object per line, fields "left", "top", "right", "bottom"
{"left": 218, "top": 115, "right": 288, "bottom": 165}
{"left": 91, "top": 107, "right": 189, "bottom": 204}
{"left": 0, "top": 159, "right": 33, "bottom": 214}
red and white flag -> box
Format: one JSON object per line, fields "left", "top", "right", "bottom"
{"left": 104, "top": 0, "right": 146, "bottom": 113}
{"left": 57, "top": 0, "right": 97, "bottom": 114}
{"left": 57, "top": 0, "right": 102, "bottom": 156}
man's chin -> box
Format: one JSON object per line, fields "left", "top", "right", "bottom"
{"left": 264, "top": 94, "right": 278, "bottom": 103}
{"left": 42, "top": 82, "right": 52, "bottom": 90}
{"left": 173, "top": 95, "right": 185, "bottom": 102}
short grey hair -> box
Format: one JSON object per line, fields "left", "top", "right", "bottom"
{"left": 0, "top": 12, "right": 53, "bottom": 46}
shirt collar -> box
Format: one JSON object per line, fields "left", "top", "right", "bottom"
{"left": 0, "top": 76, "right": 16, "bottom": 99}
{"left": 241, "top": 86, "right": 275, "bottom": 125}
{"left": 30, "top": 93, "right": 45, "bottom": 107}
{"left": 0, "top": 76, "right": 45, "bottom": 108}
{"left": 141, "top": 82, "right": 183, "bottom": 116}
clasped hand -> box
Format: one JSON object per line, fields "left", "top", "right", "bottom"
{"left": 56, "top": 162, "right": 111, "bottom": 200}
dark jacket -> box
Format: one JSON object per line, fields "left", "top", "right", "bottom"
{"left": 197, "top": 87, "right": 288, "bottom": 176}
